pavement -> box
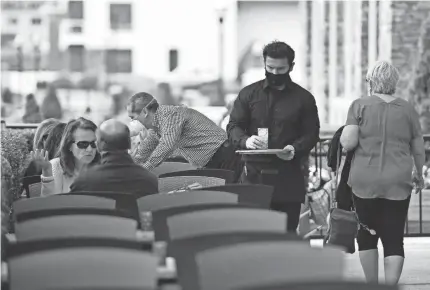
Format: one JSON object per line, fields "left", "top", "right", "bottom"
{"left": 311, "top": 237, "right": 430, "bottom": 289}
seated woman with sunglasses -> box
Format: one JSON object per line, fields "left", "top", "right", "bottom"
{"left": 30, "top": 117, "right": 100, "bottom": 196}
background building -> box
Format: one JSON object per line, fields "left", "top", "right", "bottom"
{"left": 1, "top": 0, "right": 429, "bottom": 127}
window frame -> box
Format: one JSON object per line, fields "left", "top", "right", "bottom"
{"left": 109, "top": 3, "right": 132, "bottom": 31}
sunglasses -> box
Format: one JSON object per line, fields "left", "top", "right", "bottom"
{"left": 74, "top": 141, "right": 97, "bottom": 149}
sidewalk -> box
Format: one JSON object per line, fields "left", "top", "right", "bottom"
{"left": 311, "top": 237, "right": 430, "bottom": 289}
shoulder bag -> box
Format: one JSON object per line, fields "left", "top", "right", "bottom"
{"left": 324, "top": 145, "right": 375, "bottom": 253}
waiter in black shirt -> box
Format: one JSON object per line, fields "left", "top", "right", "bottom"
{"left": 227, "top": 41, "right": 320, "bottom": 233}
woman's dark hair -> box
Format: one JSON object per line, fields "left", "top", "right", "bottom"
{"left": 44, "top": 122, "right": 66, "bottom": 160}
{"left": 262, "top": 40, "right": 295, "bottom": 65}
{"left": 58, "top": 117, "right": 100, "bottom": 177}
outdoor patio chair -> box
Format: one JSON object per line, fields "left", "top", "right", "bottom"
{"left": 64, "top": 191, "right": 141, "bottom": 224}
{"left": 153, "top": 203, "right": 259, "bottom": 241}
{"left": 204, "top": 184, "right": 274, "bottom": 208}
{"left": 158, "top": 176, "right": 225, "bottom": 193}
{"left": 168, "top": 232, "right": 304, "bottom": 290}
{"left": 14, "top": 214, "right": 139, "bottom": 242}
{"left": 159, "top": 169, "right": 235, "bottom": 184}
{"left": 15, "top": 207, "right": 135, "bottom": 224}
{"left": 137, "top": 190, "right": 237, "bottom": 212}
{"left": 237, "top": 281, "right": 399, "bottom": 290}
{"left": 167, "top": 208, "right": 288, "bottom": 240}
{"left": 5, "top": 237, "right": 144, "bottom": 259}
{"left": 7, "top": 247, "right": 158, "bottom": 290}
{"left": 195, "top": 241, "right": 344, "bottom": 290}
{"left": 152, "top": 162, "right": 196, "bottom": 177}
{"left": 13, "top": 194, "right": 116, "bottom": 220}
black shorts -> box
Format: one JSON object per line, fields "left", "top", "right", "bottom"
{"left": 353, "top": 194, "right": 410, "bottom": 257}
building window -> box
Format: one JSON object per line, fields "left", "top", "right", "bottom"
{"left": 68, "top": 45, "right": 85, "bottom": 72}
{"left": 68, "top": 0, "right": 84, "bottom": 19}
{"left": 110, "top": 3, "right": 132, "bottom": 30}
{"left": 1, "top": 34, "right": 16, "bottom": 47}
{"left": 169, "top": 49, "right": 179, "bottom": 72}
{"left": 8, "top": 17, "right": 17, "bottom": 24}
{"left": 70, "top": 25, "right": 83, "bottom": 33}
{"left": 105, "top": 49, "right": 132, "bottom": 73}
{"left": 31, "top": 18, "right": 42, "bottom": 25}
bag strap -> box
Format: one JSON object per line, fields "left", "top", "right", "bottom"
{"left": 334, "top": 145, "right": 376, "bottom": 235}
{"left": 330, "top": 144, "right": 342, "bottom": 209}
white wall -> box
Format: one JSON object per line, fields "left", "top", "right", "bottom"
{"left": 235, "top": 1, "right": 304, "bottom": 85}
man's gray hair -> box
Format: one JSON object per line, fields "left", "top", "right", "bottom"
{"left": 366, "top": 60, "right": 400, "bottom": 95}
{"left": 128, "top": 92, "right": 158, "bottom": 113}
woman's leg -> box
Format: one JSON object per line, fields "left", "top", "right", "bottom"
{"left": 384, "top": 256, "right": 404, "bottom": 285}
{"left": 359, "top": 250, "right": 380, "bottom": 283}
{"left": 354, "top": 194, "right": 380, "bottom": 283}
{"left": 379, "top": 196, "right": 411, "bottom": 285}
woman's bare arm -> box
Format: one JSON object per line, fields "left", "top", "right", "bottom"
{"left": 340, "top": 125, "right": 359, "bottom": 151}
{"left": 411, "top": 136, "right": 425, "bottom": 175}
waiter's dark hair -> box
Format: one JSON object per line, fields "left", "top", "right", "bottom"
{"left": 263, "top": 41, "right": 295, "bottom": 65}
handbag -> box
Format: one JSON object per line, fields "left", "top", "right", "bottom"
{"left": 324, "top": 145, "right": 359, "bottom": 254}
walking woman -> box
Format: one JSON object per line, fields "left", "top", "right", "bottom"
{"left": 340, "top": 60, "right": 425, "bottom": 284}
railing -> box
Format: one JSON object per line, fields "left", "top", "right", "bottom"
{"left": 1, "top": 121, "right": 39, "bottom": 129}
{"left": 2, "top": 120, "right": 429, "bottom": 237}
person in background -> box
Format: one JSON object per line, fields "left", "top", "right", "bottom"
{"left": 24, "top": 118, "right": 61, "bottom": 177}
{"left": 129, "top": 116, "right": 149, "bottom": 157}
{"left": 22, "top": 93, "right": 42, "bottom": 123}
{"left": 32, "top": 118, "right": 61, "bottom": 152}
{"left": 156, "top": 82, "right": 177, "bottom": 105}
{"left": 70, "top": 119, "right": 158, "bottom": 196}
{"left": 43, "top": 122, "right": 67, "bottom": 160}
{"left": 30, "top": 117, "right": 100, "bottom": 196}
{"left": 340, "top": 60, "right": 425, "bottom": 285}
{"left": 127, "top": 92, "right": 243, "bottom": 181}
{"left": 220, "top": 95, "right": 236, "bottom": 131}
{"left": 227, "top": 41, "right": 320, "bottom": 232}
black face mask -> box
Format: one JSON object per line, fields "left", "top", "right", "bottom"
{"left": 265, "top": 70, "right": 289, "bottom": 87}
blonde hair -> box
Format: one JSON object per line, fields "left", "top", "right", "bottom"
{"left": 366, "top": 60, "right": 400, "bottom": 95}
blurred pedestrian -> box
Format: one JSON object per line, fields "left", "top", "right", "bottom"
{"left": 41, "top": 86, "right": 63, "bottom": 119}
{"left": 156, "top": 82, "right": 177, "bottom": 105}
{"left": 22, "top": 93, "right": 42, "bottom": 123}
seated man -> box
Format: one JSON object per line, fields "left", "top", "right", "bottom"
{"left": 127, "top": 92, "right": 242, "bottom": 182}
{"left": 70, "top": 119, "right": 158, "bottom": 196}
